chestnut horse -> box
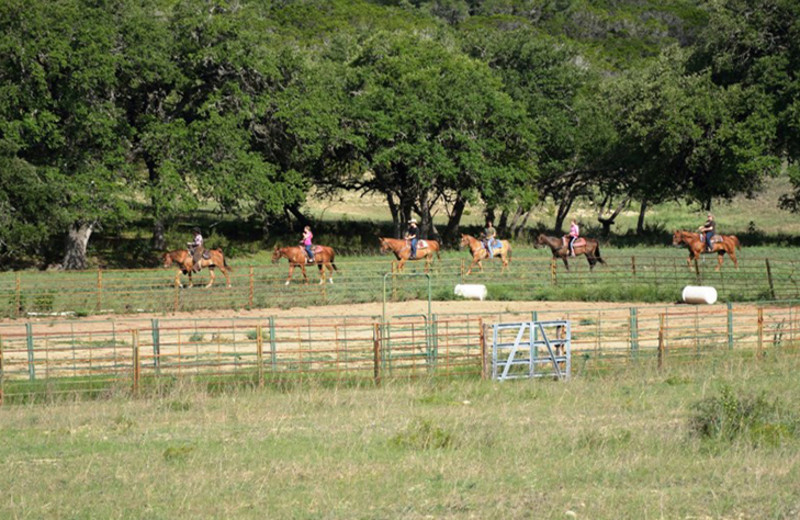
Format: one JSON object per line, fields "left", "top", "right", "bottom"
{"left": 535, "top": 234, "right": 605, "bottom": 271}
{"left": 460, "top": 234, "right": 511, "bottom": 275}
{"left": 378, "top": 237, "right": 441, "bottom": 272}
{"left": 672, "top": 230, "right": 740, "bottom": 270}
{"left": 162, "top": 249, "right": 232, "bottom": 288}
{"left": 271, "top": 245, "right": 337, "bottom": 285}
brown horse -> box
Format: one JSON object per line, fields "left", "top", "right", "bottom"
{"left": 535, "top": 234, "right": 605, "bottom": 271}
{"left": 378, "top": 237, "right": 441, "bottom": 272}
{"left": 162, "top": 249, "right": 232, "bottom": 288}
{"left": 271, "top": 245, "right": 338, "bottom": 285}
{"left": 460, "top": 234, "right": 511, "bottom": 275}
{"left": 672, "top": 230, "right": 740, "bottom": 270}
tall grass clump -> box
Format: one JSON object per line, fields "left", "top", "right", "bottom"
{"left": 689, "top": 384, "right": 799, "bottom": 446}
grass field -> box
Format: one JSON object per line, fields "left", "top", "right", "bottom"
{"left": 1, "top": 352, "right": 798, "bottom": 519}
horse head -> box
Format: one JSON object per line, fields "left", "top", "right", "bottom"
{"left": 671, "top": 230, "right": 684, "bottom": 246}
{"left": 459, "top": 234, "right": 470, "bottom": 250}
{"left": 271, "top": 246, "right": 283, "bottom": 264}
{"left": 163, "top": 252, "right": 174, "bottom": 268}
{"left": 534, "top": 234, "right": 547, "bottom": 248}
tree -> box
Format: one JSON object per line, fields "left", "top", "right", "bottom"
{"left": 0, "top": 0, "right": 136, "bottom": 269}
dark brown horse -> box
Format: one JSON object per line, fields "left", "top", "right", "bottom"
{"left": 378, "top": 237, "right": 441, "bottom": 272}
{"left": 271, "top": 245, "right": 337, "bottom": 285}
{"left": 535, "top": 234, "right": 605, "bottom": 271}
{"left": 460, "top": 234, "right": 511, "bottom": 275}
{"left": 163, "top": 249, "right": 232, "bottom": 288}
{"left": 672, "top": 230, "right": 740, "bottom": 270}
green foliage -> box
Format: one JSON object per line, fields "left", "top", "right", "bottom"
{"left": 689, "top": 384, "right": 799, "bottom": 446}
{"left": 389, "top": 418, "right": 457, "bottom": 450}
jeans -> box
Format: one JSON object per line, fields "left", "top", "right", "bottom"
{"left": 410, "top": 238, "right": 418, "bottom": 258}
{"left": 305, "top": 245, "right": 314, "bottom": 261}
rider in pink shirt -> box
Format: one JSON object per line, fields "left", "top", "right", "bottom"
{"left": 568, "top": 219, "right": 579, "bottom": 257}
{"left": 302, "top": 226, "right": 314, "bottom": 263}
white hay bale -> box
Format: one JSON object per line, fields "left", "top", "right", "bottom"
{"left": 682, "top": 285, "right": 718, "bottom": 305}
{"left": 454, "top": 284, "right": 487, "bottom": 301}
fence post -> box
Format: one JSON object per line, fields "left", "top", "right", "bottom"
{"left": 479, "top": 319, "right": 486, "bottom": 380}
{"left": 631, "top": 256, "right": 637, "bottom": 281}
{"left": 173, "top": 281, "right": 180, "bottom": 313}
{"left": 765, "top": 259, "right": 776, "bottom": 299}
{"left": 26, "top": 323, "right": 35, "bottom": 382}
{"left": 151, "top": 319, "right": 160, "bottom": 374}
{"left": 550, "top": 258, "right": 557, "bottom": 286}
{"left": 132, "top": 329, "right": 140, "bottom": 394}
{"left": 629, "top": 308, "right": 639, "bottom": 359}
{"left": 373, "top": 322, "right": 381, "bottom": 386}
{"left": 460, "top": 259, "right": 465, "bottom": 284}
{"left": 268, "top": 316, "right": 277, "bottom": 370}
{"left": 249, "top": 266, "right": 255, "bottom": 308}
{"left": 15, "top": 272, "right": 21, "bottom": 318}
{"left": 96, "top": 269, "right": 103, "bottom": 312}
{"left": 256, "top": 324, "right": 264, "bottom": 387}
{"left": 657, "top": 313, "right": 665, "bottom": 371}
{"left": 757, "top": 307, "right": 764, "bottom": 359}
{"left": 724, "top": 302, "right": 733, "bottom": 350}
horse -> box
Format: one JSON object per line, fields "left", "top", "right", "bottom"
{"left": 271, "top": 245, "right": 337, "bottom": 285}
{"left": 162, "top": 248, "right": 232, "bottom": 288}
{"left": 535, "top": 233, "right": 605, "bottom": 271}
{"left": 378, "top": 237, "right": 441, "bottom": 272}
{"left": 459, "top": 234, "right": 511, "bottom": 275}
{"left": 672, "top": 230, "right": 740, "bottom": 271}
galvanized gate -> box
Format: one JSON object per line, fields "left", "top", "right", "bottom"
{"left": 491, "top": 320, "right": 571, "bottom": 381}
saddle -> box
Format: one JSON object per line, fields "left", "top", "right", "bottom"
{"left": 311, "top": 245, "right": 323, "bottom": 254}
{"left": 483, "top": 238, "right": 500, "bottom": 249}
{"left": 700, "top": 234, "right": 722, "bottom": 244}
{"left": 408, "top": 239, "right": 428, "bottom": 249}
{"left": 562, "top": 236, "right": 586, "bottom": 248}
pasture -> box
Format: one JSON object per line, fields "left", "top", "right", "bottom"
{"left": 2, "top": 352, "right": 799, "bottom": 519}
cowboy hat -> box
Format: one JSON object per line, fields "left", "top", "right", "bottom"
{"left": 192, "top": 227, "right": 201, "bottom": 234}
{"left": 409, "top": 218, "right": 417, "bottom": 224}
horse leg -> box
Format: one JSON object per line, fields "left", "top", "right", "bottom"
{"left": 301, "top": 264, "right": 309, "bottom": 284}
{"left": 587, "top": 254, "right": 596, "bottom": 271}
{"left": 327, "top": 263, "right": 334, "bottom": 284}
{"left": 285, "top": 265, "right": 295, "bottom": 285}
{"left": 205, "top": 269, "right": 215, "bottom": 288}
{"left": 221, "top": 266, "right": 231, "bottom": 288}
{"left": 174, "top": 270, "right": 182, "bottom": 288}
{"left": 317, "top": 263, "right": 324, "bottom": 285}
{"left": 716, "top": 252, "right": 724, "bottom": 271}
{"left": 561, "top": 255, "right": 570, "bottom": 271}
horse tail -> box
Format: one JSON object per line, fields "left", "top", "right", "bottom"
{"left": 330, "top": 248, "right": 338, "bottom": 271}
{"left": 220, "top": 249, "right": 232, "bottom": 271}
{"left": 507, "top": 242, "right": 512, "bottom": 263}
{"left": 735, "top": 236, "right": 741, "bottom": 250}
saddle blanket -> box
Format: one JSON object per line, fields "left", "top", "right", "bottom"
{"left": 484, "top": 238, "right": 500, "bottom": 248}
{"left": 416, "top": 239, "right": 429, "bottom": 249}
{"left": 311, "top": 245, "right": 324, "bottom": 254}
{"left": 562, "top": 236, "right": 586, "bottom": 248}
{"left": 700, "top": 234, "right": 722, "bottom": 243}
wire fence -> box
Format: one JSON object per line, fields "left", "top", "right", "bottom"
{"left": 2, "top": 300, "right": 799, "bottom": 404}
{"left": 1, "top": 254, "right": 799, "bottom": 318}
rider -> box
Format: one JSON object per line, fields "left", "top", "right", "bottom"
{"left": 187, "top": 227, "right": 204, "bottom": 273}
{"left": 568, "top": 219, "right": 579, "bottom": 257}
{"left": 698, "top": 213, "right": 716, "bottom": 252}
{"left": 482, "top": 220, "right": 497, "bottom": 259}
{"left": 406, "top": 218, "right": 419, "bottom": 259}
{"left": 301, "top": 225, "right": 314, "bottom": 263}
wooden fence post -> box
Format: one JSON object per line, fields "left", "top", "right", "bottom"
{"left": 373, "top": 322, "right": 381, "bottom": 386}
{"left": 631, "top": 256, "right": 637, "bottom": 281}
{"left": 96, "top": 269, "right": 103, "bottom": 312}
{"left": 173, "top": 282, "right": 180, "bottom": 313}
{"left": 15, "top": 272, "right": 21, "bottom": 318}
{"left": 479, "top": 319, "right": 486, "bottom": 379}
{"left": 132, "top": 329, "right": 140, "bottom": 394}
{"left": 757, "top": 307, "right": 764, "bottom": 359}
{"left": 550, "top": 258, "right": 557, "bottom": 286}
{"left": 256, "top": 324, "right": 264, "bottom": 387}
{"left": 629, "top": 308, "right": 639, "bottom": 359}
{"left": 765, "top": 259, "right": 776, "bottom": 300}
{"left": 657, "top": 313, "right": 665, "bottom": 371}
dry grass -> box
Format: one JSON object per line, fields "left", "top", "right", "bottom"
{"left": 2, "top": 355, "right": 800, "bottom": 519}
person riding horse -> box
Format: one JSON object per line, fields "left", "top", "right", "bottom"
{"left": 301, "top": 226, "right": 314, "bottom": 263}
{"left": 481, "top": 220, "right": 497, "bottom": 259}
{"left": 406, "top": 219, "right": 419, "bottom": 259}
{"left": 567, "top": 219, "right": 579, "bottom": 257}
{"left": 698, "top": 213, "right": 716, "bottom": 252}
{"left": 187, "top": 227, "right": 204, "bottom": 273}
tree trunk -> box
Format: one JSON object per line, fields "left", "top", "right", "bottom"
{"left": 636, "top": 199, "right": 648, "bottom": 234}
{"left": 386, "top": 193, "right": 401, "bottom": 238}
{"left": 497, "top": 209, "right": 509, "bottom": 234}
{"left": 286, "top": 203, "right": 310, "bottom": 230}
{"left": 418, "top": 191, "right": 432, "bottom": 239}
{"left": 151, "top": 220, "right": 166, "bottom": 251}
{"left": 442, "top": 196, "right": 466, "bottom": 246}
{"left": 554, "top": 197, "right": 574, "bottom": 234}
{"left": 597, "top": 196, "right": 631, "bottom": 237}
{"left": 62, "top": 222, "right": 94, "bottom": 270}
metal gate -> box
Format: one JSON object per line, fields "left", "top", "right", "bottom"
{"left": 491, "top": 320, "right": 571, "bottom": 381}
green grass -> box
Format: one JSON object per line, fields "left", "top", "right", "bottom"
{"left": 2, "top": 353, "right": 799, "bottom": 518}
